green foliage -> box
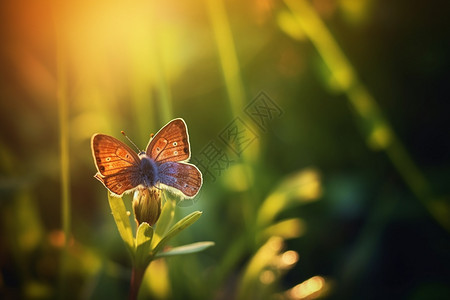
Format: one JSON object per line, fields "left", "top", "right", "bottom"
{"left": 2, "top": 0, "right": 449, "bottom": 299}
{"left": 107, "top": 193, "right": 135, "bottom": 259}
{"left": 152, "top": 211, "right": 203, "bottom": 256}
{"left": 135, "top": 223, "right": 153, "bottom": 268}
{"left": 107, "top": 192, "right": 212, "bottom": 297}
{"left": 155, "top": 241, "right": 215, "bottom": 259}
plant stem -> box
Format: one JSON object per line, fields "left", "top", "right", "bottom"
{"left": 55, "top": 12, "right": 71, "bottom": 298}
{"left": 129, "top": 267, "right": 145, "bottom": 300}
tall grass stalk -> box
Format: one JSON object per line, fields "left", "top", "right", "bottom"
{"left": 56, "top": 28, "right": 71, "bottom": 297}
{"left": 205, "top": 0, "right": 246, "bottom": 117}
{"left": 205, "top": 0, "right": 262, "bottom": 290}
{"left": 151, "top": 3, "right": 173, "bottom": 123}
{"left": 284, "top": 0, "right": 450, "bottom": 230}
{"left": 153, "top": 46, "right": 173, "bottom": 123}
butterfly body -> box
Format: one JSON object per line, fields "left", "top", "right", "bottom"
{"left": 138, "top": 154, "right": 159, "bottom": 188}
{"left": 91, "top": 118, "right": 202, "bottom": 198}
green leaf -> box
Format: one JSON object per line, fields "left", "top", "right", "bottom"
{"left": 258, "top": 218, "right": 305, "bottom": 242}
{"left": 237, "top": 237, "right": 284, "bottom": 300}
{"left": 152, "top": 211, "right": 202, "bottom": 255}
{"left": 256, "top": 169, "right": 321, "bottom": 227}
{"left": 135, "top": 222, "right": 154, "bottom": 268}
{"left": 152, "top": 193, "right": 175, "bottom": 248}
{"left": 107, "top": 192, "right": 135, "bottom": 258}
{"left": 155, "top": 241, "right": 215, "bottom": 259}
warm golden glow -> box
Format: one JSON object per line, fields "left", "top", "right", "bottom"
{"left": 289, "top": 276, "right": 325, "bottom": 299}
{"left": 258, "top": 192, "right": 287, "bottom": 225}
{"left": 262, "top": 218, "right": 305, "bottom": 240}
{"left": 257, "top": 168, "right": 322, "bottom": 227}
{"left": 281, "top": 250, "right": 299, "bottom": 267}
{"left": 267, "top": 236, "right": 284, "bottom": 253}
{"left": 292, "top": 168, "right": 322, "bottom": 201}
{"left": 48, "top": 230, "right": 77, "bottom": 249}
{"left": 143, "top": 259, "right": 171, "bottom": 298}
{"left": 259, "top": 270, "right": 276, "bottom": 285}
{"left": 1, "top": 0, "right": 442, "bottom": 298}
{"left": 48, "top": 230, "right": 66, "bottom": 248}
{"left": 340, "top": 0, "right": 372, "bottom": 24}
{"left": 277, "top": 10, "right": 306, "bottom": 41}
{"left": 238, "top": 236, "right": 286, "bottom": 299}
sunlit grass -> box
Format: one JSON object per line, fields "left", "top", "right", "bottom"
{"left": 205, "top": 0, "right": 246, "bottom": 116}
{"left": 2, "top": 0, "right": 448, "bottom": 299}
{"left": 286, "top": 275, "right": 328, "bottom": 300}
{"left": 55, "top": 20, "right": 71, "bottom": 298}
{"left": 282, "top": 0, "right": 450, "bottom": 231}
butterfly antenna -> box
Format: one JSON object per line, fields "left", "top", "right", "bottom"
{"left": 121, "top": 131, "right": 143, "bottom": 153}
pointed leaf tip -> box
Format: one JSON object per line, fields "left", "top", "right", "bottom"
{"left": 155, "top": 241, "right": 215, "bottom": 259}
{"left": 152, "top": 211, "right": 203, "bottom": 255}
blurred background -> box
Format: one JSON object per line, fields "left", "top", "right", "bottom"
{"left": 1, "top": 0, "right": 450, "bottom": 299}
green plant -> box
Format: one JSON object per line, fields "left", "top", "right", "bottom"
{"left": 107, "top": 190, "right": 214, "bottom": 300}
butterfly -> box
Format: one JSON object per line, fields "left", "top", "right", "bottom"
{"left": 91, "top": 118, "right": 202, "bottom": 198}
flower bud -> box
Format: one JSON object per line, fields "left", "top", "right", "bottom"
{"left": 132, "top": 188, "right": 162, "bottom": 226}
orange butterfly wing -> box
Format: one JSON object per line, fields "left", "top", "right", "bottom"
{"left": 91, "top": 134, "right": 141, "bottom": 195}
{"left": 146, "top": 118, "right": 191, "bottom": 163}
{"left": 146, "top": 118, "right": 203, "bottom": 198}
{"left": 94, "top": 172, "right": 139, "bottom": 196}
